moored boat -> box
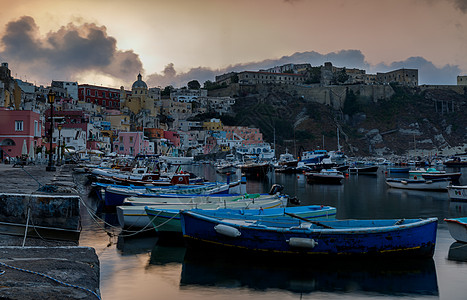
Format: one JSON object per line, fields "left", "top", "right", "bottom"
{"left": 117, "top": 194, "right": 288, "bottom": 228}
{"left": 304, "top": 169, "right": 345, "bottom": 184}
{"left": 145, "top": 205, "right": 337, "bottom": 234}
{"left": 447, "top": 184, "right": 467, "bottom": 201}
{"left": 180, "top": 211, "right": 438, "bottom": 258}
{"left": 385, "top": 178, "right": 450, "bottom": 191}
{"left": 348, "top": 165, "right": 379, "bottom": 175}
{"left": 444, "top": 217, "right": 467, "bottom": 243}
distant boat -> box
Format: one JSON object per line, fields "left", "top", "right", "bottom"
{"left": 388, "top": 167, "right": 411, "bottom": 173}
{"left": 304, "top": 169, "right": 345, "bottom": 184}
{"left": 385, "top": 178, "right": 450, "bottom": 191}
{"left": 348, "top": 165, "right": 379, "bottom": 175}
{"left": 444, "top": 217, "right": 467, "bottom": 243}
{"left": 447, "top": 185, "right": 467, "bottom": 201}
{"left": 180, "top": 211, "right": 438, "bottom": 258}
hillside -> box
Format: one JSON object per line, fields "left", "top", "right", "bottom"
{"left": 219, "top": 84, "right": 467, "bottom": 158}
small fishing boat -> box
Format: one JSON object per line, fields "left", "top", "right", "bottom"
{"left": 145, "top": 205, "right": 337, "bottom": 234}
{"left": 444, "top": 217, "right": 467, "bottom": 243}
{"left": 304, "top": 169, "right": 345, "bottom": 184}
{"left": 348, "top": 165, "right": 379, "bottom": 175}
{"left": 117, "top": 195, "right": 288, "bottom": 228}
{"left": 447, "top": 184, "right": 467, "bottom": 201}
{"left": 180, "top": 211, "right": 438, "bottom": 258}
{"left": 422, "top": 172, "right": 462, "bottom": 182}
{"left": 385, "top": 178, "right": 450, "bottom": 191}
{"left": 388, "top": 167, "right": 411, "bottom": 173}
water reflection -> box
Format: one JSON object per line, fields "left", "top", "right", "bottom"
{"left": 448, "top": 242, "right": 467, "bottom": 262}
{"left": 149, "top": 243, "right": 186, "bottom": 265}
{"left": 180, "top": 248, "right": 438, "bottom": 296}
{"left": 116, "top": 235, "right": 158, "bottom": 255}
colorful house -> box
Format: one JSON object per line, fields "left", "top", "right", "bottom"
{"left": 0, "top": 108, "right": 43, "bottom": 161}
{"left": 113, "top": 131, "right": 154, "bottom": 156}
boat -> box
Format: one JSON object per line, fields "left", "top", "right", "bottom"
{"left": 103, "top": 178, "right": 246, "bottom": 206}
{"left": 238, "top": 161, "right": 271, "bottom": 179}
{"left": 304, "top": 169, "right": 345, "bottom": 184}
{"left": 447, "top": 184, "right": 467, "bottom": 201}
{"left": 388, "top": 167, "right": 411, "bottom": 173}
{"left": 275, "top": 151, "right": 299, "bottom": 168}
{"left": 348, "top": 165, "right": 379, "bottom": 175}
{"left": 300, "top": 149, "right": 329, "bottom": 165}
{"left": 159, "top": 155, "right": 194, "bottom": 165}
{"left": 422, "top": 172, "right": 462, "bottom": 182}
{"left": 117, "top": 194, "right": 288, "bottom": 228}
{"left": 180, "top": 211, "right": 438, "bottom": 258}
{"left": 444, "top": 156, "right": 467, "bottom": 167}
{"left": 448, "top": 242, "right": 467, "bottom": 262}
{"left": 444, "top": 217, "right": 467, "bottom": 243}
{"left": 385, "top": 178, "right": 450, "bottom": 191}
{"left": 144, "top": 205, "right": 337, "bottom": 234}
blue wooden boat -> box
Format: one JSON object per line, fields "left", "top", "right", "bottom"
{"left": 145, "top": 205, "right": 337, "bottom": 234}
{"left": 180, "top": 211, "right": 438, "bottom": 258}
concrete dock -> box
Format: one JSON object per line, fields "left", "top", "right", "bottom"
{"left": 0, "top": 163, "right": 100, "bottom": 299}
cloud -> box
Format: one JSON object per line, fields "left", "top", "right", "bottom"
{"left": 452, "top": 0, "right": 467, "bottom": 12}
{"left": 0, "top": 16, "right": 142, "bottom": 85}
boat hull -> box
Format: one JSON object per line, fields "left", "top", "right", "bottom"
{"left": 146, "top": 205, "right": 337, "bottom": 233}
{"left": 181, "top": 212, "right": 438, "bottom": 259}
{"left": 445, "top": 217, "right": 467, "bottom": 243}
{"left": 447, "top": 185, "right": 467, "bottom": 201}
{"left": 386, "top": 178, "right": 450, "bottom": 191}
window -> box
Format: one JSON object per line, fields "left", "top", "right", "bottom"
{"left": 129, "top": 136, "right": 134, "bottom": 143}
{"left": 15, "top": 120, "right": 23, "bottom": 131}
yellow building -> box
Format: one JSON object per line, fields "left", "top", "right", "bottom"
{"left": 107, "top": 114, "right": 131, "bottom": 132}
{"left": 203, "top": 118, "right": 223, "bottom": 131}
{"left": 120, "top": 73, "right": 157, "bottom": 116}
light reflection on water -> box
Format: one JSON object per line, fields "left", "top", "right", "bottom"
{"left": 76, "top": 165, "right": 467, "bottom": 300}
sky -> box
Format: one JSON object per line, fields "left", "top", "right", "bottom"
{"left": 0, "top": 0, "right": 466, "bottom": 89}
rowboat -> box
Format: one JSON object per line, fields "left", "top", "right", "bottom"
{"left": 103, "top": 179, "right": 246, "bottom": 206}
{"left": 304, "top": 169, "right": 345, "bottom": 184}
{"left": 444, "top": 217, "right": 467, "bottom": 243}
{"left": 116, "top": 195, "right": 288, "bottom": 228}
{"left": 180, "top": 211, "right": 437, "bottom": 258}
{"left": 447, "top": 184, "right": 467, "bottom": 201}
{"left": 145, "top": 205, "right": 337, "bottom": 234}
{"left": 388, "top": 167, "right": 411, "bottom": 173}
{"left": 348, "top": 165, "right": 379, "bottom": 175}
{"left": 385, "top": 178, "right": 450, "bottom": 191}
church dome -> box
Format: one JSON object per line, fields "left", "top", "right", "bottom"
{"left": 132, "top": 73, "right": 147, "bottom": 89}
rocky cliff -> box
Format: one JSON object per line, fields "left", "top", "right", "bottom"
{"left": 219, "top": 84, "right": 467, "bottom": 158}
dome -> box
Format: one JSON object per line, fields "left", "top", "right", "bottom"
{"left": 132, "top": 73, "right": 147, "bottom": 89}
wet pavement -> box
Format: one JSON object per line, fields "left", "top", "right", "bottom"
{"left": 0, "top": 163, "right": 101, "bottom": 299}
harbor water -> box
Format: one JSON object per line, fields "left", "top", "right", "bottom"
{"left": 77, "top": 164, "right": 467, "bottom": 300}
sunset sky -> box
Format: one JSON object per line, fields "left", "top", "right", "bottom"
{"left": 0, "top": 0, "right": 466, "bottom": 89}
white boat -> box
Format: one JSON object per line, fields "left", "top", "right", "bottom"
{"left": 447, "top": 185, "right": 467, "bottom": 201}
{"left": 159, "top": 155, "right": 194, "bottom": 165}
{"left": 116, "top": 195, "right": 288, "bottom": 228}
{"left": 444, "top": 217, "right": 467, "bottom": 243}
{"left": 385, "top": 178, "right": 450, "bottom": 191}
{"left": 305, "top": 169, "right": 345, "bottom": 184}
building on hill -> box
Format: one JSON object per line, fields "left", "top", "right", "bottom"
{"left": 78, "top": 84, "right": 123, "bottom": 109}
{"left": 120, "top": 73, "right": 158, "bottom": 117}
{"left": 457, "top": 76, "right": 467, "bottom": 85}
{"left": 237, "top": 71, "right": 306, "bottom": 85}
{"left": 376, "top": 68, "right": 418, "bottom": 86}
{"left": 52, "top": 81, "right": 79, "bottom": 100}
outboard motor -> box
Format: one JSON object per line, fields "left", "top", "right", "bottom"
{"left": 288, "top": 196, "right": 300, "bottom": 205}
{"left": 269, "top": 184, "right": 284, "bottom": 195}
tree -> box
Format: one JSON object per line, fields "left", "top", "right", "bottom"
{"left": 161, "top": 85, "right": 174, "bottom": 97}
{"left": 343, "top": 89, "right": 360, "bottom": 116}
{"left": 187, "top": 80, "right": 201, "bottom": 90}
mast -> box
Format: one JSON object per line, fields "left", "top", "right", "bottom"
{"left": 337, "top": 127, "right": 341, "bottom": 151}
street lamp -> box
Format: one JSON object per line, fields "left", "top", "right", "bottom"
{"left": 57, "top": 124, "right": 62, "bottom": 166}
{"left": 46, "top": 90, "right": 56, "bottom": 172}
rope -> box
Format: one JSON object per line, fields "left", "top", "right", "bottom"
{"left": 0, "top": 261, "right": 101, "bottom": 300}
{"left": 22, "top": 207, "right": 31, "bottom": 247}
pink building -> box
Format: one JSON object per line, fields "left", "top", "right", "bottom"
{"left": 113, "top": 131, "right": 154, "bottom": 156}
{"left": 163, "top": 131, "right": 181, "bottom": 147}
{"left": 0, "top": 108, "right": 43, "bottom": 161}
{"left": 224, "top": 125, "right": 263, "bottom": 145}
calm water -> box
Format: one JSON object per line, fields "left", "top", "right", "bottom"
{"left": 76, "top": 165, "right": 467, "bottom": 300}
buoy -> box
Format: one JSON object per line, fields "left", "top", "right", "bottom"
{"left": 287, "top": 237, "right": 318, "bottom": 248}
{"left": 214, "top": 224, "right": 241, "bottom": 237}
